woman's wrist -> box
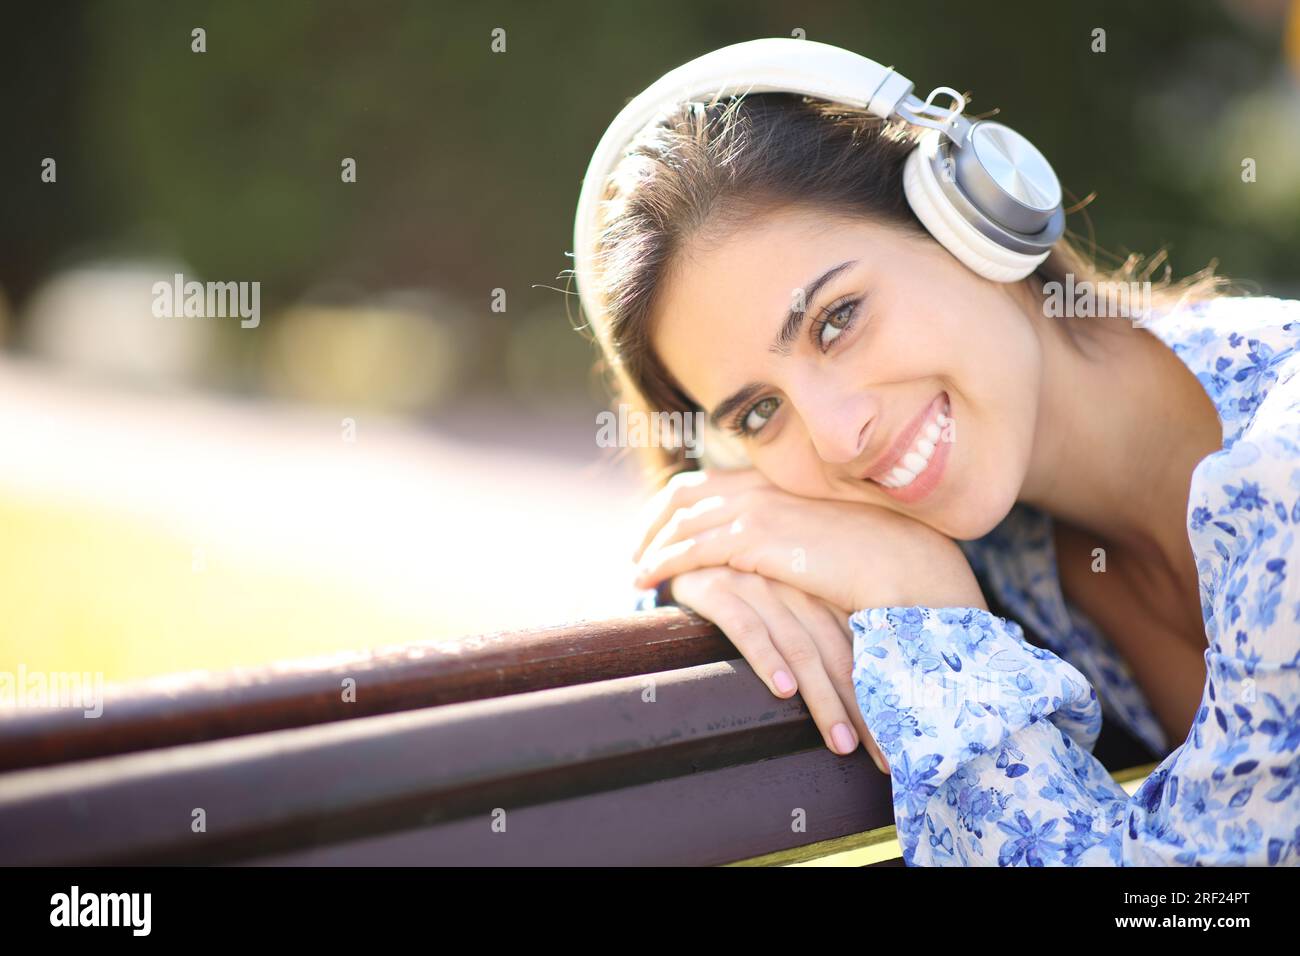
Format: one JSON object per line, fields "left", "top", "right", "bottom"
{"left": 848, "top": 534, "right": 988, "bottom": 613}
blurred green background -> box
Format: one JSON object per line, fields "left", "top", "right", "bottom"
{"left": 0, "top": 0, "right": 1297, "bottom": 683}
{"left": 5, "top": 0, "right": 1299, "bottom": 368}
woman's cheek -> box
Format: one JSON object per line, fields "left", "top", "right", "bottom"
{"left": 946, "top": 430, "right": 1022, "bottom": 539}
{"left": 755, "top": 444, "right": 822, "bottom": 499}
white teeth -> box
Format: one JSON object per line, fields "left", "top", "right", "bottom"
{"left": 889, "top": 466, "right": 916, "bottom": 486}
{"left": 871, "top": 395, "right": 951, "bottom": 492}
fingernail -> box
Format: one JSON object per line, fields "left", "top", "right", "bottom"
{"left": 871, "top": 751, "right": 888, "bottom": 775}
{"left": 773, "top": 670, "right": 795, "bottom": 694}
{"left": 831, "top": 723, "right": 857, "bottom": 755}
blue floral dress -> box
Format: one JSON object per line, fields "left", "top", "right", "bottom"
{"left": 638, "top": 294, "right": 1300, "bottom": 866}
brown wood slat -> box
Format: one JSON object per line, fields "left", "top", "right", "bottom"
{"left": 0, "top": 657, "right": 887, "bottom": 866}
{"left": 241, "top": 745, "right": 893, "bottom": 866}
{"left": 0, "top": 607, "right": 732, "bottom": 772}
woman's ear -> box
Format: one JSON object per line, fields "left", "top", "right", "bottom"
{"left": 695, "top": 417, "right": 753, "bottom": 470}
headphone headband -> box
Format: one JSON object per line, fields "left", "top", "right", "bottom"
{"left": 571, "top": 37, "right": 1066, "bottom": 470}
{"left": 572, "top": 38, "right": 916, "bottom": 331}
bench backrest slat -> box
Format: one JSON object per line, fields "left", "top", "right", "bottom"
{"left": 247, "top": 746, "right": 891, "bottom": 867}
{"left": 0, "top": 608, "right": 731, "bottom": 773}
{"left": 0, "top": 656, "right": 887, "bottom": 865}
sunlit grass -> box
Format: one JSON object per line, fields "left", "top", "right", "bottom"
{"left": 0, "top": 354, "right": 644, "bottom": 687}
{"left": 0, "top": 495, "right": 456, "bottom": 683}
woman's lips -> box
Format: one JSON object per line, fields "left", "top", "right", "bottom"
{"left": 859, "top": 391, "right": 949, "bottom": 481}
{"left": 860, "top": 392, "right": 952, "bottom": 504}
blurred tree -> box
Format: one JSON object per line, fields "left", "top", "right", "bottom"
{"left": 2, "top": 0, "right": 1295, "bottom": 401}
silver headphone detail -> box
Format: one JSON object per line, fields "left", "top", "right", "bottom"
{"left": 574, "top": 37, "right": 1068, "bottom": 311}
{"left": 572, "top": 38, "right": 1069, "bottom": 468}
{"left": 896, "top": 86, "right": 1065, "bottom": 259}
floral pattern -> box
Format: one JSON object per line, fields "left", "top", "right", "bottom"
{"left": 850, "top": 295, "right": 1300, "bottom": 865}
{"left": 635, "top": 295, "right": 1300, "bottom": 866}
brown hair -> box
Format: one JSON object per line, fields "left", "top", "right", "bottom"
{"left": 573, "top": 92, "right": 1234, "bottom": 489}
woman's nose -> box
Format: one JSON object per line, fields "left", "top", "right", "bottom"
{"left": 800, "top": 393, "right": 873, "bottom": 465}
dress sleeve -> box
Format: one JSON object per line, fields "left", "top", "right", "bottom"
{"left": 850, "top": 605, "right": 1133, "bottom": 865}
{"left": 851, "top": 417, "right": 1300, "bottom": 866}
{"left": 1172, "top": 394, "right": 1300, "bottom": 865}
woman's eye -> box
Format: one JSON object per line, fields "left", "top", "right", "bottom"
{"left": 729, "top": 298, "right": 861, "bottom": 439}
{"left": 817, "top": 299, "right": 859, "bottom": 350}
{"left": 739, "top": 395, "right": 780, "bottom": 436}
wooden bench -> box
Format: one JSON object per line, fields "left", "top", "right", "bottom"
{"left": 0, "top": 607, "right": 1159, "bottom": 866}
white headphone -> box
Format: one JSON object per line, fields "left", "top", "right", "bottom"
{"left": 572, "top": 37, "right": 1066, "bottom": 468}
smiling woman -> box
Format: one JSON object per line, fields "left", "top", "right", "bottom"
{"left": 586, "top": 90, "right": 1221, "bottom": 496}
{"left": 574, "top": 39, "right": 1300, "bottom": 866}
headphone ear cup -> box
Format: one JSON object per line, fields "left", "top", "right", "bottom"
{"left": 902, "top": 130, "right": 1052, "bottom": 283}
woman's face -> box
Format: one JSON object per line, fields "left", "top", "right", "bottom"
{"left": 650, "top": 204, "right": 1045, "bottom": 540}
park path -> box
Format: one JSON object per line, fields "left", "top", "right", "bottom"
{"left": 0, "top": 358, "right": 652, "bottom": 681}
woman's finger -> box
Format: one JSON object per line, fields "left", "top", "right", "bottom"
{"left": 823, "top": 601, "right": 855, "bottom": 642}
{"left": 632, "top": 470, "right": 709, "bottom": 563}
{"left": 669, "top": 571, "right": 799, "bottom": 699}
{"left": 779, "top": 587, "right": 890, "bottom": 775}
{"left": 638, "top": 519, "right": 855, "bottom": 611}
{"left": 631, "top": 468, "right": 768, "bottom": 563}
{"left": 635, "top": 523, "right": 740, "bottom": 589}
{"left": 733, "top": 577, "right": 862, "bottom": 757}
{"left": 638, "top": 494, "right": 736, "bottom": 569}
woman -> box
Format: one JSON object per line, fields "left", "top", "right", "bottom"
{"left": 575, "top": 57, "right": 1300, "bottom": 864}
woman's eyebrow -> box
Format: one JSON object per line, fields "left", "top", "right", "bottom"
{"left": 707, "top": 259, "right": 858, "bottom": 429}
{"left": 770, "top": 259, "right": 858, "bottom": 357}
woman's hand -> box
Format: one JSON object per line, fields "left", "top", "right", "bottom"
{"left": 632, "top": 468, "right": 988, "bottom": 614}
{"left": 665, "top": 565, "right": 892, "bottom": 774}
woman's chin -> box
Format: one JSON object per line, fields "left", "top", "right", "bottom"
{"left": 938, "top": 489, "right": 1019, "bottom": 541}
{"left": 896, "top": 468, "right": 1019, "bottom": 540}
